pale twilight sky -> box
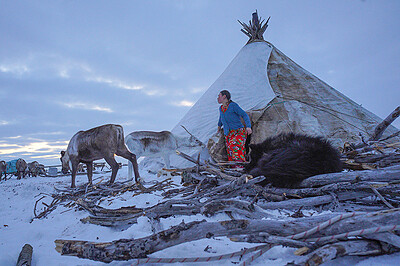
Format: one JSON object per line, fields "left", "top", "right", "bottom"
{"left": 0, "top": 0, "right": 399, "bottom": 165}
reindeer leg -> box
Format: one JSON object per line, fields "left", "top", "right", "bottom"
{"left": 164, "top": 154, "right": 171, "bottom": 169}
{"left": 162, "top": 153, "right": 172, "bottom": 177}
{"left": 128, "top": 161, "right": 133, "bottom": 180}
{"left": 104, "top": 156, "right": 119, "bottom": 185}
{"left": 70, "top": 161, "right": 79, "bottom": 188}
{"left": 86, "top": 162, "right": 93, "bottom": 186}
{"left": 131, "top": 154, "right": 140, "bottom": 183}
{"left": 117, "top": 149, "right": 140, "bottom": 183}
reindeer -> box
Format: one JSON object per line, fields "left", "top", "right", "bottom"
{"left": 0, "top": 160, "right": 7, "bottom": 181}
{"left": 16, "top": 158, "right": 27, "bottom": 180}
{"left": 28, "top": 161, "right": 40, "bottom": 177}
{"left": 125, "top": 126, "right": 204, "bottom": 178}
{"left": 37, "top": 164, "right": 46, "bottom": 176}
{"left": 60, "top": 124, "right": 140, "bottom": 188}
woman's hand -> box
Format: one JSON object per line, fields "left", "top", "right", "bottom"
{"left": 246, "top": 127, "right": 252, "bottom": 135}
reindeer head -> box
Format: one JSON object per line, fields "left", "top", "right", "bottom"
{"left": 60, "top": 150, "right": 70, "bottom": 174}
{"left": 181, "top": 125, "right": 205, "bottom": 148}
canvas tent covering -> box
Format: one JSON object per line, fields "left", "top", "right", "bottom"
{"left": 171, "top": 19, "right": 399, "bottom": 164}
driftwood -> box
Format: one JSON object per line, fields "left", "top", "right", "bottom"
{"left": 238, "top": 10, "right": 270, "bottom": 43}
{"left": 78, "top": 175, "right": 396, "bottom": 228}
{"left": 54, "top": 154, "right": 400, "bottom": 261}
{"left": 304, "top": 240, "right": 384, "bottom": 266}
{"left": 31, "top": 179, "right": 173, "bottom": 222}
{"left": 369, "top": 106, "right": 400, "bottom": 141}
{"left": 79, "top": 176, "right": 270, "bottom": 227}
{"left": 55, "top": 209, "right": 400, "bottom": 262}
{"left": 55, "top": 215, "right": 334, "bottom": 262}
{"left": 49, "top": 128, "right": 400, "bottom": 264}
{"left": 16, "top": 244, "right": 33, "bottom": 266}
{"left": 299, "top": 165, "right": 400, "bottom": 188}
{"left": 257, "top": 191, "right": 371, "bottom": 210}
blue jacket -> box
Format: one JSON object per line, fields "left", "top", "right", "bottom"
{"left": 218, "top": 101, "right": 251, "bottom": 135}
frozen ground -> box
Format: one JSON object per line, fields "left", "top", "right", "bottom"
{"left": 1, "top": 166, "right": 400, "bottom": 265}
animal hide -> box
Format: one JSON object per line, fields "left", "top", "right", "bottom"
{"left": 245, "top": 133, "right": 343, "bottom": 188}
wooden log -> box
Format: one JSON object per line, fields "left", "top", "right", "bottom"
{"left": 308, "top": 208, "right": 400, "bottom": 241}
{"left": 299, "top": 165, "right": 400, "bottom": 188}
{"left": 370, "top": 186, "right": 395, "bottom": 209}
{"left": 262, "top": 182, "right": 400, "bottom": 199}
{"left": 175, "top": 150, "right": 201, "bottom": 166}
{"left": 354, "top": 153, "right": 391, "bottom": 163}
{"left": 199, "top": 165, "right": 236, "bottom": 181}
{"left": 342, "top": 160, "right": 376, "bottom": 171}
{"left": 17, "top": 244, "right": 33, "bottom": 266}
{"left": 369, "top": 106, "right": 400, "bottom": 141}
{"left": 200, "top": 199, "right": 271, "bottom": 219}
{"left": 304, "top": 240, "right": 383, "bottom": 266}
{"left": 55, "top": 210, "right": 400, "bottom": 262}
{"left": 256, "top": 191, "right": 371, "bottom": 210}
{"left": 365, "top": 232, "right": 400, "bottom": 249}
{"left": 380, "top": 131, "right": 400, "bottom": 142}
{"left": 55, "top": 214, "right": 339, "bottom": 262}
{"left": 229, "top": 233, "right": 312, "bottom": 248}
{"left": 81, "top": 196, "right": 270, "bottom": 227}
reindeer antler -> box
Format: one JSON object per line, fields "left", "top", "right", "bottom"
{"left": 181, "top": 125, "right": 205, "bottom": 147}
{"left": 181, "top": 125, "right": 193, "bottom": 136}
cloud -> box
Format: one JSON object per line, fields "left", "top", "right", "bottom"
{"left": 30, "top": 154, "right": 61, "bottom": 160}
{"left": 0, "top": 140, "right": 68, "bottom": 156}
{"left": 0, "top": 120, "right": 10, "bottom": 126}
{"left": 171, "top": 100, "right": 195, "bottom": 107}
{"left": 0, "top": 143, "right": 19, "bottom": 148}
{"left": 27, "top": 131, "right": 64, "bottom": 136}
{"left": 6, "top": 136, "right": 22, "bottom": 139}
{"left": 62, "top": 102, "right": 113, "bottom": 113}
{"left": 85, "top": 75, "right": 169, "bottom": 97}
{"left": 190, "top": 87, "right": 206, "bottom": 94}
{"left": 86, "top": 76, "right": 144, "bottom": 91}
{"left": 0, "top": 63, "right": 30, "bottom": 75}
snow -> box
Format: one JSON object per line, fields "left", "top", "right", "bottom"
{"left": 1, "top": 166, "right": 400, "bottom": 265}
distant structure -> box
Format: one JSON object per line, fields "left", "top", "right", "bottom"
{"left": 238, "top": 10, "right": 270, "bottom": 43}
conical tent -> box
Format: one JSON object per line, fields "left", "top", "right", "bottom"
{"left": 171, "top": 14, "right": 399, "bottom": 164}
{"left": 171, "top": 41, "right": 276, "bottom": 143}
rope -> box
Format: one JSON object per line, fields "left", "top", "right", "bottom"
{"left": 272, "top": 102, "right": 294, "bottom": 133}
{"left": 281, "top": 95, "right": 372, "bottom": 122}
{"left": 287, "top": 212, "right": 362, "bottom": 240}
{"left": 277, "top": 95, "right": 374, "bottom": 134}
{"left": 287, "top": 208, "right": 400, "bottom": 241}
{"left": 240, "top": 244, "right": 273, "bottom": 266}
{"left": 305, "top": 224, "right": 400, "bottom": 243}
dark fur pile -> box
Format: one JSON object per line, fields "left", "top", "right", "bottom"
{"left": 245, "top": 133, "right": 343, "bottom": 188}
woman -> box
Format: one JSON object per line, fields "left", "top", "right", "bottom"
{"left": 217, "top": 90, "right": 252, "bottom": 165}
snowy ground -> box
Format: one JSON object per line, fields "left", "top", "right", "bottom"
{"left": 1, "top": 166, "right": 400, "bottom": 265}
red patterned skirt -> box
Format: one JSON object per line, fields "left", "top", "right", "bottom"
{"left": 225, "top": 128, "right": 247, "bottom": 162}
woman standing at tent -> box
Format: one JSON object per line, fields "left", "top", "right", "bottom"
{"left": 217, "top": 90, "right": 252, "bottom": 166}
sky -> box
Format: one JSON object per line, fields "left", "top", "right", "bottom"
{"left": 1, "top": 0, "right": 399, "bottom": 166}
